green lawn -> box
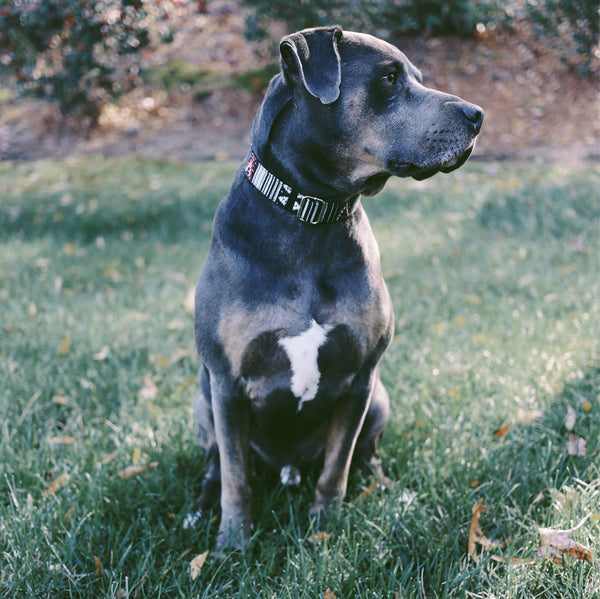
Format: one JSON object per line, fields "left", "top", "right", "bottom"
{"left": 1, "top": 158, "right": 598, "bottom": 598}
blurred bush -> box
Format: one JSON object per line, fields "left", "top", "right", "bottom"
{"left": 244, "top": 0, "right": 510, "bottom": 40}
{"left": 0, "top": 0, "right": 172, "bottom": 124}
{"left": 245, "top": 0, "right": 598, "bottom": 76}
{"left": 527, "top": 0, "right": 599, "bottom": 75}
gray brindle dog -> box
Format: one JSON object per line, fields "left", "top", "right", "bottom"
{"left": 185, "top": 26, "right": 483, "bottom": 550}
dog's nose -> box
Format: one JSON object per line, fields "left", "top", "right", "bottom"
{"left": 460, "top": 102, "right": 484, "bottom": 133}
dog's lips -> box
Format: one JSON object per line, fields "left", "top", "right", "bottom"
{"left": 388, "top": 144, "right": 475, "bottom": 181}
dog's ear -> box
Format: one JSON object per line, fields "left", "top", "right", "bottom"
{"left": 280, "top": 26, "right": 342, "bottom": 105}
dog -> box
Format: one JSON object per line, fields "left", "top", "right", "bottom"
{"left": 185, "top": 26, "right": 483, "bottom": 551}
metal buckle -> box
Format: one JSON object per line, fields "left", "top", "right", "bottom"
{"left": 297, "top": 195, "right": 328, "bottom": 224}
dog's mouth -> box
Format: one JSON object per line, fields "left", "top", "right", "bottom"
{"left": 388, "top": 144, "right": 475, "bottom": 181}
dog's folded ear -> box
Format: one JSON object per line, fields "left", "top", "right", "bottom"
{"left": 280, "top": 26, "right": 343, "bottom": 105}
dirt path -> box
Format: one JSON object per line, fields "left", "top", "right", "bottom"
{"left": 0, "top": 1, "right": 598, "bottom": 165}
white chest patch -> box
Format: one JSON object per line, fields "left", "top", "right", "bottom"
{"left": 279, "top": 319, "right": 332, "bottom": 410}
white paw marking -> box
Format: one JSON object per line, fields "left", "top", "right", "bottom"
{"left": 280, "top": 464, "right": 301, "bottom": 487}
{"left": 183, "top": 508, "right": 203, "bottom": 530}
{"left": 279, "top": 319, "right": 332, "bottom": 410}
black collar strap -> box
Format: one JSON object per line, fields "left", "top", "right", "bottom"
{"left": 244, "top": 151, "right": 358, "bottom": 225}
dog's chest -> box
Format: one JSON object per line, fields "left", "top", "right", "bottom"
{"left": 237, "top": 319, "right": 363, "bottom": 412}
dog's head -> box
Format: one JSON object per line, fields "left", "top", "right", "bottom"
{"left": 254, "top": 26, "right": 483, "bottom": 197}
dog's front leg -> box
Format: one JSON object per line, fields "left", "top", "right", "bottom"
{"left": 310, "top": 369, "right": 376, "bottom": 518}
{"left": 210, "top": 375, "right": 253, "bottom": 552}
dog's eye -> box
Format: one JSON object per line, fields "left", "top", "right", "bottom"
{"left": 382, "top": 72, "right": 397, "bottom": 85}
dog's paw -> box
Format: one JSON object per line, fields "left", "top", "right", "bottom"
{"left": 183, "top": 508, "right": 204, "bottom": 530}
{"left": 280, "top": 464, "right": 301, "bottom": 487}
{"left": 215, "top": 519, "right": 253, "bottom": 553}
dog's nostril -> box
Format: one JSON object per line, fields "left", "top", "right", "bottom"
{"left": 462, "top": 103, "right": 484, "bottom": 130}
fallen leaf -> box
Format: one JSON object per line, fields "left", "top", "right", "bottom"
{"left": 58, "top": 336, "right": 72, "bottom": 355}
{"left": 490, "top": 555, "right": 536, "bottom": 565}
{"left": 118, "top": 462, "right": 158, "bottom": 479}
{"left": 567, "top": 434, "right": 587, "bottom": 457}
{"left": 565, "top": 405, "right": 576, "bottom": 431}
{"left": 468, "top": 500, "right": 507, "bottom": 562}
{"left": 94, "top": 555, "right": 104, "bottom": 578}
{"left": 324, "top": 589, "right": 337, "bottom": 599}
{"left": 45, "top": 473, "right": 70, "bottom": 497}
{"left": 583, "top": 401, "right": 592, "bottom": 412}
{"left": 132, "top": 447, "right": 142, "bottom": 465}
{"left": 536, "top": 516, "right": 593, "bottom": 563}
{"left": 52, "top": 394, "right": 69, "bottom": 405}
{"left": 357, "top": 481, "right": 378, "bottom": 505}
{"left": 190, "top": 551, "right": 209, "bottom": 580}
{"left": 494, "top": 424, "right": 511, "bottom": 438}
{"left": 101, "top": 450, "right": 119, "bottom": 466}
{"left": 308, "top": 531, "right": 331, "bottom": 544}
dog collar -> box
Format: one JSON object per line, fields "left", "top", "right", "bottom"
{"left": 244, "top": 151, "right": 358, "bottom": 225}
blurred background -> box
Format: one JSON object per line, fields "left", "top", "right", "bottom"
{"left": 0, "top": 0, "right": 598, "bottom": 165}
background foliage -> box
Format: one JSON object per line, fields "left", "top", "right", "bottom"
{"left": 0, "top": 0, "right": 172, "bottom": 123}
{"left": 244, "top": 0, "right": 599, "bottom": 73}
{"left": 0, "top": 0, "right": 597, "bottom": 124}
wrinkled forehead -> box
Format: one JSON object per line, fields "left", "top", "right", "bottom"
{"left": 340, "top": 31, "right": 422, "bottom": 80}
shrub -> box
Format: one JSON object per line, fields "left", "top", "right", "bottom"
{"left": 244, "top": 0, "right": 510, "bottom": 42}
{"left": 0, "top": 0, "right": 172, "bottom": 124}
{"left": 527, "top": 0, "right": 599, "bottom": 75}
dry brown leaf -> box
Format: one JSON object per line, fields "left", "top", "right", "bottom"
{"left": 491, "top": 555, "right": 536, "bottom": 565}
{"left": 468, "top": 500, "right": 507, "bottom": 562}
{"left": 52, "top": 394, "right": 69, "bottom": 405}
{"left": 308, "top": 531, "right": 331, "bottom": 544}
{"left": 100, "top": 450, "right": 119, "bottom": 466}
{"left": 324, "top": 589, "right": 337, "bottom": 599}
{"left": 45, "top": 473, "right": 70, "bottom": 497}
{"left": 190, "top": 551, "right": 209, "bottom": 581}
{"left": 357, "top": 481, "right": 378, "bottom": 505}
{"left": 94, "top": 555, "right": 104, "bottom": 578}
{"left": 118, "top": 462, "right": 158, "bottom": 479}
{"left": 494, "top": 424, "right": 510, "bottom": 438}
{"left": 132, "top": 447, "right": 142, "bottom": 465}
{"left": 536, "top": 516, "right": 593, "bottom": 563}
{"left": 58, "top": 336, "right": 72, "bottom": 355}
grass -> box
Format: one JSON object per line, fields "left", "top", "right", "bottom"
{"left": 0, "top": 157, "right": 598, "bottom": 598}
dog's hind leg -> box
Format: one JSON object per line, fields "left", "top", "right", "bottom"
{"left": 352, "top": 373, "right": 390, "bottom": 481}
{"left": 184, "top": 367, "right": 221, "bottom": 529}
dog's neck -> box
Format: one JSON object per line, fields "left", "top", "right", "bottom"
{"left": 244, "top": 150, "right": 360, "bottom": 225}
